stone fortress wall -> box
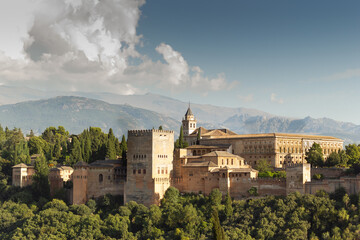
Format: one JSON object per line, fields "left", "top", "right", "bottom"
{"left": 12, "top": 106, "right": 358, "bottom": 207}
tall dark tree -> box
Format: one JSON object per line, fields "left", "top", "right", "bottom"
{"left": 224, "top": 192, "right": 233, "bottom": 218}
{"left": 69, "top": 137, "right": 83, "bottom": 165}
{"left": 211, "top": 209, "right": 226, "bottom": 240}
{"left": 196, "top": 128, "right": 201, "bottom": 145}
{"left": 175, "top": 125, "right": 188, "bottom": 148}
{"left": 326, "top": 152, "right": 341, "bottom": 167}
{"left": 345, "top": 144, "right": 360, "bottom": 165}
{"left": 305, "top": 143, "right": 324, "bottom": 167}
{"left": 120, "top": 135, "right": 127, "bottom": 162}
{"left": 32, "top": 154, "right": 50, "bottom": 199}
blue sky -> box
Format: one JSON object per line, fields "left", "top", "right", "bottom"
{"left": 0, "top": 0, "right": 359, "bottom": 123}
{"left": 136, "top": 0, "right": 360, "bottom": 123}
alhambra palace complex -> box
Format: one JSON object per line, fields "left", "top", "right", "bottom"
{"left": 12, "top": 106, "right": 360, "bottom": 206}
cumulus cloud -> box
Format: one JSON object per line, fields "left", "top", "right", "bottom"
{"left": 0, "top": 0, "right": 234, "bottom": 95}
{"left": 270, "top": 93, "right": 283, "bottom": 104}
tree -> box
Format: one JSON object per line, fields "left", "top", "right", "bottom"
{"left": 209, "top": 189, "right": 222, "bottom": 207}
{"left": 158, "top": 126, "right": 163, "bottom": 130}
{"left": 305, "top": 143, "right": 324, "bottom": 167}
{"left": 345, "top": 144, "right": 360, "bottom": 165}
{"left": 175, "top": 125, "right": 189, "bottom": 148}
{"left": 105, "top": 129, "right": 117, "bottom": 159}
{"left": 69, "top": 137, "right": 83, "bottom": 165}
{"left": 325, "top": 152, "right": 340, "bottom": 167}
{"left": 120, "top": 135, "right": 127, "bottom": 163}
{"left": 211, "top": 209, "right": 226, "bottom": 240}
{"left": 32, "top": 154, "right": 50, "bottom": 199}
{"left": 196, "top": 128, "right": 201, "bottom": 144}
{"left": 224, "top": 192, "right": 233, "bottom": 218}
{"left": 255, "top": 159, "right": 272, "bottom": 172}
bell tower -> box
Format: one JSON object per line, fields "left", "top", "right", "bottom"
{"left": 182, "top": 103, "right": 197, "bottom": 136}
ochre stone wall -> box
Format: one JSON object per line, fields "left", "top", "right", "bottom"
{"left": 72, "top": 166, "right": 88, "bottom": 205}
{"left": 125, "top": 129, "right": 174, "bottom": 206}
{"left": 87, "top": 167, "right": 124, "bottom": 199}
{"left": 200, "top": 135, "right": 343, "bottom": 168}
{"left": 311, "top": 167, "right": 346, "bottom": 179}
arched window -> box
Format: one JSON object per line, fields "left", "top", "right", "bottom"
{"left": 99, "top": 174, "right": 103, "bottom": 183}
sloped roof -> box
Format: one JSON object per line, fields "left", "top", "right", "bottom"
{"left": 189, "top": 127, "right": 237, "bottom": 137}
{"left": 186, "top": 145, "right": 219, "bottom": 149}
{"left": 204, "top": 132, "right": 342, "bottom": 140}
{"left": 12, "top": 163, "right": 31, "bottom": 168}
{"left": 210, "top": 167, "right": 256, "bottom": 173}
{"left": 183, "top": 161, "right": 217, "bottom": 167}
{"left": 202, "top": 151, "right": 239, "bottom": 158}
{"left": 185, "top": 106, "right": 193, "bottom": 117}
{"left": 74, "top": 161, "right": 89, "bottom": 167}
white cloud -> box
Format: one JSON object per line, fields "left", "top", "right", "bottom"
{"left": 270, "top": 93, "right": 283, "bottom": 104}
{"left": 0, "top": 0, "right": 234, "bottom": 95}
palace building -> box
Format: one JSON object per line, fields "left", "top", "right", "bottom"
{"left": 182, "top": 106, "right": 343, "bottom": 168}
{"left": 12, "top": 106, "right": 350, "bottom": 206}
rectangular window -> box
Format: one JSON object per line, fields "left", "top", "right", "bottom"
{"left": 143, "top": 169, "right": 146, "bottom": 174}
{"left": 133, "top": 169, "right": 136, "bottom": 174}
{"left": 138, "top": 169, "right": 141, "bottom": 174}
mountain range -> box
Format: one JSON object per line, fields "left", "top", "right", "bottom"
{"left": 0, "top": 85, "right": 359, "bottom": 143}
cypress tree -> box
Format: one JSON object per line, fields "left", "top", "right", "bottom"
{"left": 120, "top": 135, "right": 127, "bottom": 163}
{"left": 224, "top": 192, "right": 233, "bottom": 218}
{"left": 211, "top": 209, "right": 226, "bottom": 240}
{"left": 106, "top": 139, "right": 116, "bottom": 159}
{"left": 196, "top": 128, "right": 201, "bottom": 144}
{"left": 70, "top": 137, "right": 83, "bottom": 165}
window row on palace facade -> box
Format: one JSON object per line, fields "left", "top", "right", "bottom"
{"left": 221, "top": 158, "right": 235, "bottom": 165}
{"left": 133, "top": 154, "right": 147, "bottom": 159}
{"left": 133, "top": 169, "right": 146, "bottom": 175}
{"left": 244, "top": 146, "right": 273, "bottom": 153}
{"left": 157, "top": 154, "right": 168, "bottom": 158}
{"left": 189, "top": 123, "right": 196, "bottom": 128}
{"left": 279, "top": 147, "right": 340, "bottom": 154}
{"left": 157, "top": 167, "right": 168, "bottom": 175}
{"left": 279, "top": 147, "right": 302, "bottom": 154}
{"left": 280, "top": 160, "right": 302, "bottom": 164}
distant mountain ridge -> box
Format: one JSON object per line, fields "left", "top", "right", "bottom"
{"left": 0, "top": 96, "right": 180, "bottom": 137}
{"left": 0, "top": 85, "right": 359, "bottom": 143}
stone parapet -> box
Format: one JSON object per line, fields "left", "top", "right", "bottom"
{"left": 128, "top": 129, "right": 174, "bottom": 137}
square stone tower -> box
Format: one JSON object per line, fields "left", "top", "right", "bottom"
{"left": 286, "top": 163, "right": 311, "bottom": 195}
{"left": 125, "top": 129, "right": 174, "bottom": 206}
{"left": 182, "top": 105, "right": 197, "bottom": 136}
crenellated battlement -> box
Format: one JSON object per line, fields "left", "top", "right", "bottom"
{"left": 128, "top": 129, "right": 174, "bottom": 136}
{"left": 249, "top": 178, "right": 286, "bottom": 183}
{"left": 286, "top": 163, "right": 307, "bottom": 169}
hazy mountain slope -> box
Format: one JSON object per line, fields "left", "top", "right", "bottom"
{"left": 0, "top": 86, "right": 273, "bottom": 124}
{"left": 222, "top": 115, "right": 360, "bottom": 143}
{"left": 0, "top": 96, "right": 180, "bottom": 137}
{"left": 0, "top": 85, "right": 359, "bottom": 143}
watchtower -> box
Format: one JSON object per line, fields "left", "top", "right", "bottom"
{"left": 182, "top": 104, "right": 197, "bottom": 136}
{"left": 125, "top": 129, "right": 174, "bottom": 206}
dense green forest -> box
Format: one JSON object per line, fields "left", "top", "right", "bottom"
{"left": 1, "top": 125, "right": 360, "bottom": 239}
{"left": 0, "top": 186, "right": 360, "bottom": 239}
